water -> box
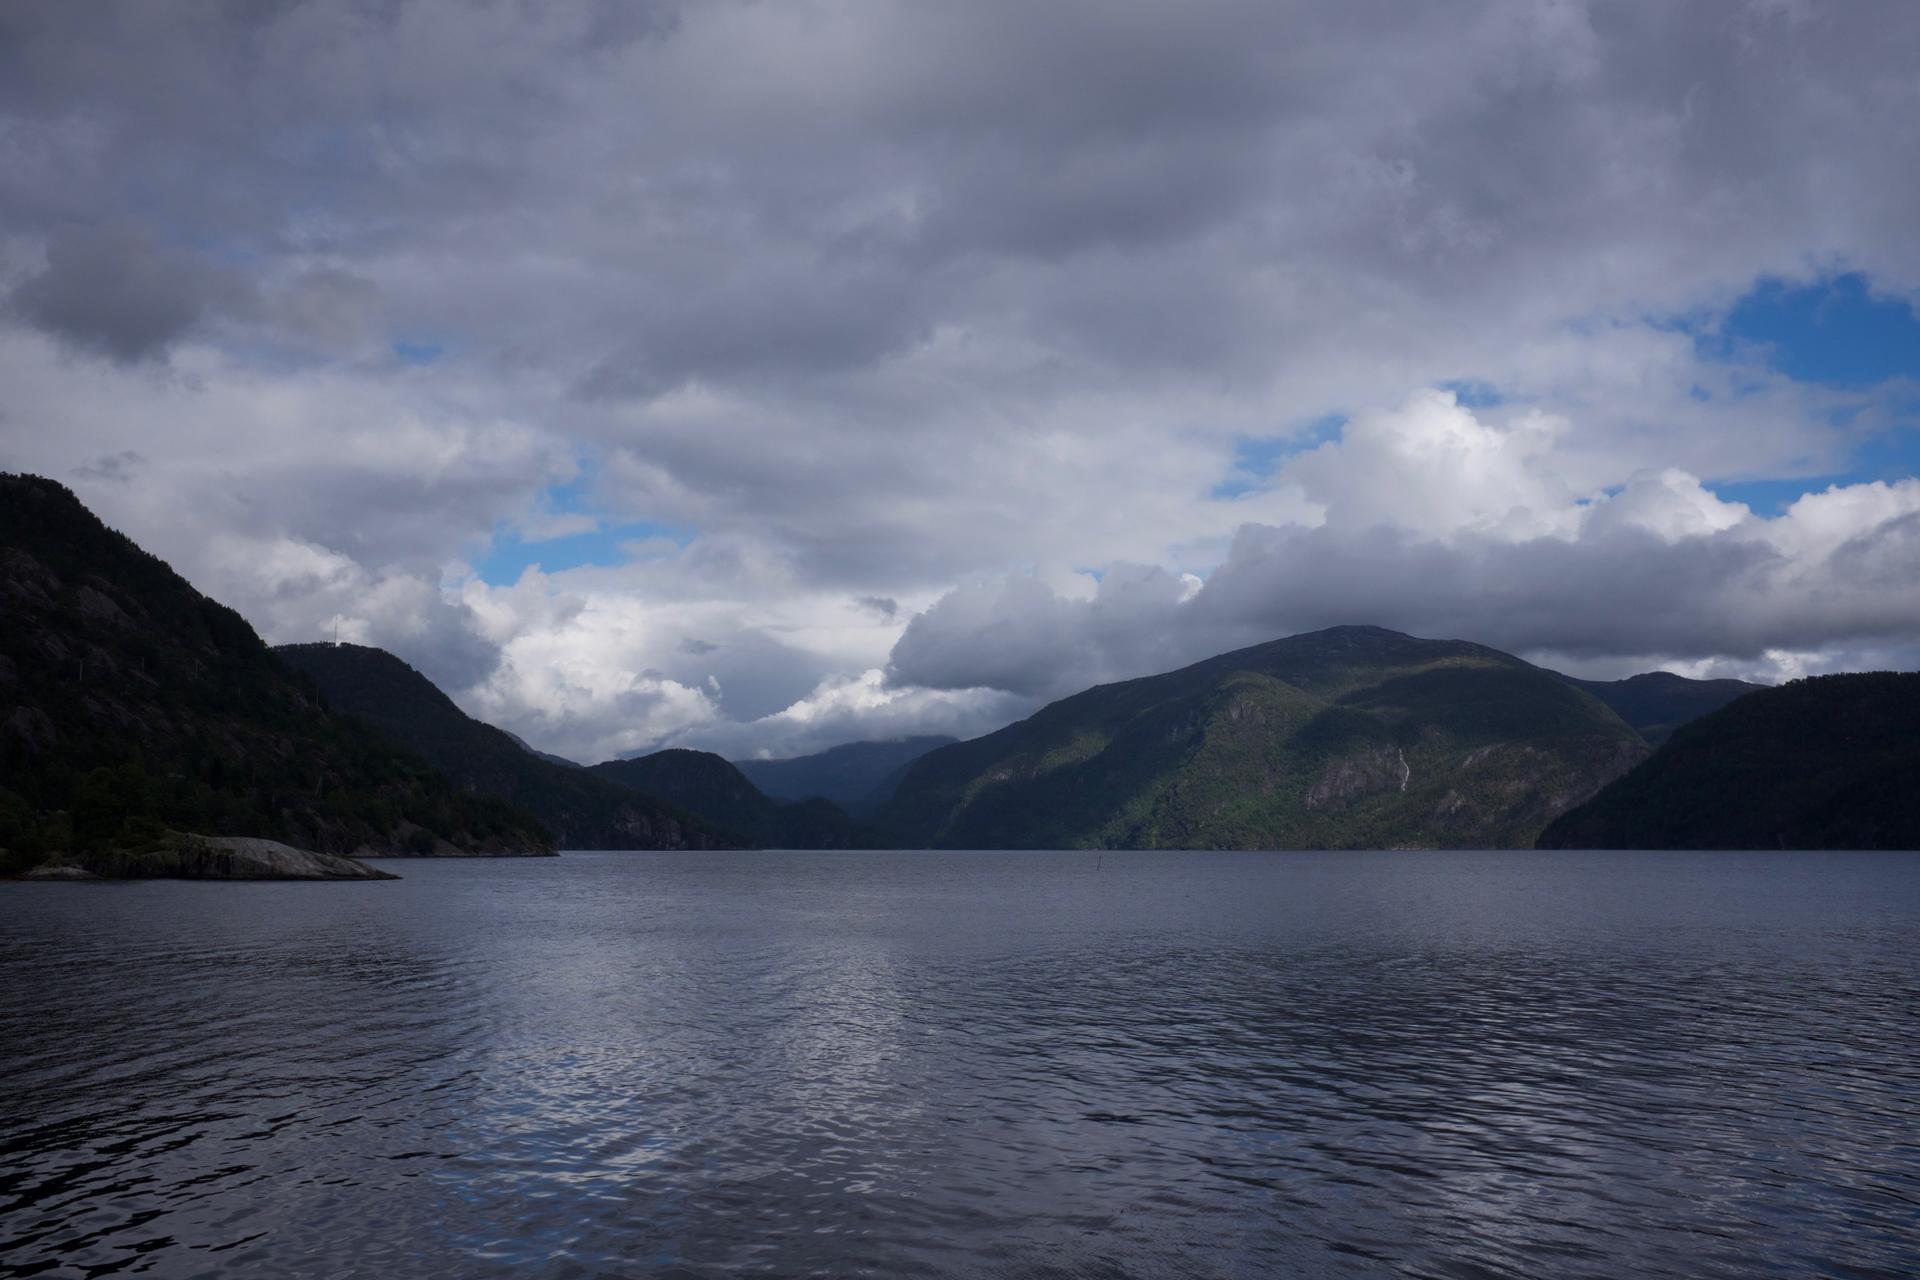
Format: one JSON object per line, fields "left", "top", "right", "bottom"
{"left": 3, "top": 850, "right": 1918, "bottom": 1279}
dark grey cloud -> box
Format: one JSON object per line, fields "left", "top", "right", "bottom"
{"left": 574, "top": 238, "right": 948, "bottom": 399}
{"left": 266, "top": 268, "right": 384, "bottom": 355}
{"left": 888, "top": 565, "right": 1200, "bottom": 700}
{"left": 368, "top": 587, "right": 503, "bottom": 693}
{"left": 1189, "top": 524, "right": 1779, "bottom": 662}
{"left": 887, "top": 484, "right": 1920, "bottom": 701}
{"left": 664, "top": 629, "right": 827, "bottom": 723}
{"left": 72, "top": 450, "right": 148, "bottom": 484}
{"left": 10, "top": 221, "right": 238, "bottom": 362}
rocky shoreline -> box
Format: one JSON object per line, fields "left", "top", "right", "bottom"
{"left": 11, "top": 835, "right": 400, "bottom": 881}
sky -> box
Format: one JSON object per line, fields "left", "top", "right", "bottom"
{"left": 3, "top": 0, "right": 1918, "bottom": 764}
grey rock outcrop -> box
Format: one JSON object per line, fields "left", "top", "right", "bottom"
{"left": 61, "top": 835, "right": 399, "bottom": 881}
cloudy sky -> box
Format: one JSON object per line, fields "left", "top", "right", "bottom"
{"left": 3, "top": 1, "right": 1918, "bottom": 763}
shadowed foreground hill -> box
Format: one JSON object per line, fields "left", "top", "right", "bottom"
{"left": 0, "top": 474, "right": 550, "bottom": 874}
{"left": 276, "top": 643, "right": 746, "bottom": 851}
{"left": 1539, "top": 672, "right": 1920, "bottom": 850}
{"left": 877, "top": 626, "right": 1649, "bottom": 850}
{"left": 591, "top": 749, "right": 878, "bottom": 848}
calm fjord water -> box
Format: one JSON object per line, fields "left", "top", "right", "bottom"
{"left": 3, "top": 850, "right": 1918, "bottom": 1279}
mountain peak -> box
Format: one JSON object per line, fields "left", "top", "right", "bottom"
{"left": 879, "top": 627, "right": 1644, "bottom": 850}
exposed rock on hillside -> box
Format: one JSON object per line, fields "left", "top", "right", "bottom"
{"left": 878, "top": 626, "right": 1651, "bottom": 850}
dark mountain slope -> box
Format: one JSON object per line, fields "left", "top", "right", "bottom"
{"left": 276, "top": 643, "right": 744, "bottom": 851}
{"left": 1538, "top": 672, "right": 1920, "bottom": 850}
{"left": 734, "top": 735, "right": 957, "bottom": 809}
{"left": 590, "top": 749, "right": 877, "bottom": 848}
{"left": 507, "top": 730, "right": 581, "bottom": 769}
{"left": 0, "top": 474, "right": 550, "bottom": 873}
{"left": 877, "top": 626, "right": 1648, "bottom": 850}
{"left": 1565, "top": 671, "right": 1758, "bottom": 745}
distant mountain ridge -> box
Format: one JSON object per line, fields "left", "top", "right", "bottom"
{"left": 1539, "top": 672, "right": 1920, "bottom": 850}
{"left": 0, "top": 473, "right": 550, "bottom": 875}
{"left": 876, "top": 626, "right": 1652, "bottom": 850}
{"left": 276, "top": 643, "right": 745, "bottom": 851}
{"left": 1564, "top": 671, "right": 1757, "bottom": 745}
{"left": 590, "top": 750, "right": 879, "bottom": 849}
{"left": 733, "top": 736, "right": 957, "bottom": 809}
{"left": 507, "top": 730, "right": 581, "bottom": 769}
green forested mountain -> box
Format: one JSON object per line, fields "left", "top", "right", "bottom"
{"left": 733, "top": 736, "right": 957, "bottom": 810}
{"left": 1565, "top": 671, "right": 1757, "bottom": 745}
{"left": 275, "top": 643, "right": 746, "bottom": 851}
{"left": 0, "top": 474, "right": 551, "bottom": 872}
{"left": 1538, "top": 672, "right": 1920, "bottom": 850}
{"left": 589, "top": 749, "right": 879, "bottom": 848}
{"left": 876, "top": 626, "right": 1649, "bottom": 850}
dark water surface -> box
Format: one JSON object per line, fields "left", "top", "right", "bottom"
{"left": 4, "top": 850, "right": 1919, "bottom": 1279}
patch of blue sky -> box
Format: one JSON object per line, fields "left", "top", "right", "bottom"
{"left": 536, "top": 473, "right": 595, "bottom": 514}
{"left": 1436, "top": 379, "right": 1504, "bottom": 409}
{"left": 1711, "top": 431, "right": 1920, "bottom": 516}
{"left": 1211, "top": 413, "right": 1345, "bottom": 499}
{"left": 1712, "top": 272, "right": 1920, "bottom": 388}
{"left": 1704, "top": 477, "right": 1824, "bottom": 517}
{"left": 1683, "top": 272, "right": 1920, "bottom": 500}
{"left": 392, "top": 339, "right": 445, "bottom": 365}
{"left": 472, "top": 519, "right": 691, "bottom": 585}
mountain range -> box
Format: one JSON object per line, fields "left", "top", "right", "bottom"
{"left": 17, "top": 471, "right": 1902, "bottom": 871}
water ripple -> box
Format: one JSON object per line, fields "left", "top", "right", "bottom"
{"left": 2, "top": 849, "right": 1918, "bottom": 1278}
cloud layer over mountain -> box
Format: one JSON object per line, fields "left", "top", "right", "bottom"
{"left": 891, "top": 392, "right": 1920, "bottom": 704}
{"left": 2, "top": 1, "right": 1917, "bottom": 761}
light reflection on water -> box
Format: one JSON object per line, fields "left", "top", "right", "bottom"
{"left": 3, "top": 849, "right": 1918, "bottom": 1278}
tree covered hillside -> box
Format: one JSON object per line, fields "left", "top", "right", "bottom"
{"left": 0, "top": 474, "right": 550, "bottom": 871}
{"left": 1538, "top": 672, "right": 1920, "bottom": 850}
{"left": 878, "top": 626, "right": 1649, "bottom": 850}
